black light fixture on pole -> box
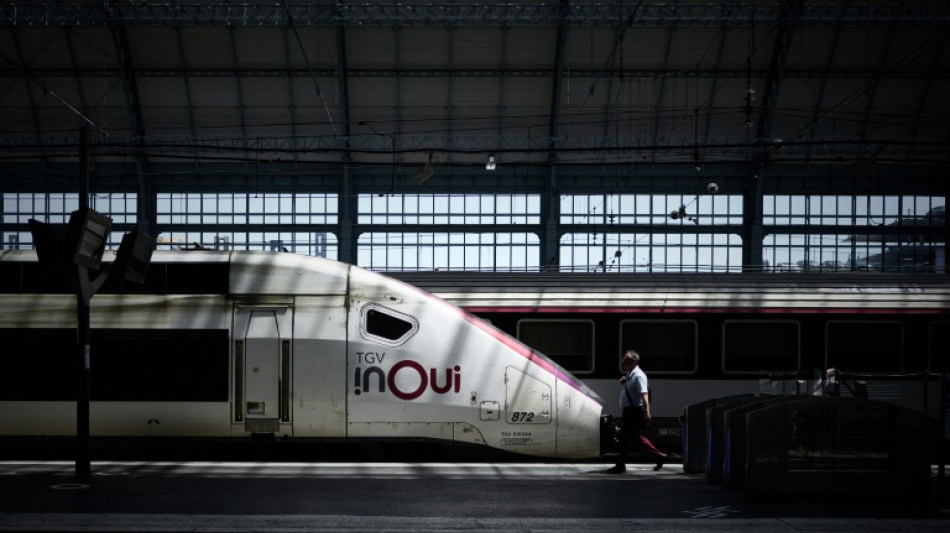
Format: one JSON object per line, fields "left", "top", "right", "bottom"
{"left": 28, "top": 126, "right": 154, "bottom": 479}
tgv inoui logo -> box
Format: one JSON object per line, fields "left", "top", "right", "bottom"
{"left": 353, "top": 351, "right": 461, "bottom": 400}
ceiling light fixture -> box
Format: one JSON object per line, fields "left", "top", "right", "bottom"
{"left": 410, "top": 152, "right": 437, "bottom": 185}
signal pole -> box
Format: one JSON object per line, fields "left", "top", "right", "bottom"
{"left": 76, "top": 125, "right": 91, "bottom": 479}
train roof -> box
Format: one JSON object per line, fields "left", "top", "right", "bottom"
{"left": 389, "top": 272, "right": 950, "bottom": 313}
{"left": 3, "top": 250, "right": 947, "bottom": 310}
{"left": 0, "top": 250, "right": 356, "bottom": 296}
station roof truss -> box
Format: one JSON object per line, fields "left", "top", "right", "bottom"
{"left": 0, "top": 1, "right": 949, "bottom": 190}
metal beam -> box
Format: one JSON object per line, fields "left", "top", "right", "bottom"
{"left": 596, "top": 1, "right": 645, "bottom": 165}
{"left": 2, "top": 134, "right": 947, "bottom": 162}
{"left": 63, "top": 28, "right": 91, "bottom": 132}
{"left": 9, "top": 66, "right": 942, "bottom": 80}
{"left": 909, "top": 31, "right": 950, "bottom": 144}
{"left": 174, "top": 27, "right": 198, "bottom": 139}
{"left": 702, "top": 25, "right": 728, "bottom": 141}
{"left": 496, "top": 27, "right": 509, "bottom": 147}
{"left": 446, "top": 27, "right": 457, "bottom": 163}
{"left": 548, "top": 4, "right": 568, "bottom": 147}
{"left": 111, "top": 26, "right": 146, "bottom": 139}
{"left": 3, "top": 3, "right": 949, "bottom": 28}
{"left": 226, "top": 26, "right": 249, "bottom": 146}
{"left": 859, "top": 3, "right": 904, "bottom": 141}
{"left": 283, "top": 27, "right": 299, "bottom": 161}
{"left": 805, "top": 1, "right": 849, "bottom": 164}
{"left": 650, "top": 26, "right": 675, "bottom": 163}
{"left": 335, "top": 0, "right": 356, "bottom": 264}
{"left": 111, "top": 24, "right": 156, "bottom": 235}
{"left": 2, "top": 159, "right": 941, "bottom": 192}
{"left": 754, "top": 1, "right": 803, "bottom": 144}
{"left": 173, "top": 25, "right": 202, "bottom": 177}
{"left": 541, "top": 0, "right": 570, "bottom": 270}
{"left": 743, "top": 0, "right": 805, "bottom": 272}
{"left": 8, "top": 27, "right": 41, "bottom": 136}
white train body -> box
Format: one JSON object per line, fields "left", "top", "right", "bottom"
{"left": 0, "top": 251, "right": 603, "bottom": 459}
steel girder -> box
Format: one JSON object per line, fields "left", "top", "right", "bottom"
{"left": 2, "top": 134, "right": 946, "bottom": 162}
{"left": 2, "top": 67, "right": 944, "bottom": 79}
{"left": 2, "top": 3, "right": 949, "bottom": 28}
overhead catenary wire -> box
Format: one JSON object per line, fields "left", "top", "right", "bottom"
{"left": 281, "top": 0, "right": 338, "bottom": 137}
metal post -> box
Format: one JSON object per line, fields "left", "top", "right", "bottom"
{"left": 75, "top": 284, "right": 91, "bottom": 479}
{"left": 939, "top": 372, "right": 947, "bottom": 499}
{"left": 75, "top": 125, "right": 91, "bottom": 479}
{"left": 79, "top": 126, "right": 89, "bottom": 210}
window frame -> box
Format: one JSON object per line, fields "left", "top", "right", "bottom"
{"left": 825, "top": 320, "right": 904, "bottom": 373}
{"left": 515, "top": 318, "right": 596, "bottom": 374}
{"left": 619, "top": 319, "right": 698, "bottom": 375}
{"left": 721, "top": 319, "right": 801, "bottom": 375}
{"left": 929, "top": 321, "right": 950, "bottom": 373}
{"left": 359, "top": 303, "right": 419, "bottom": 347}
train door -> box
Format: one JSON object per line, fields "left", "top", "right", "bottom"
{"left": 504, "top": 366, "right": 556, "bottom": 455}
{"left": 233, "top": 306, "right": 293, "bottom": 435}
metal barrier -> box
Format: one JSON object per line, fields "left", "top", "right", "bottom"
{"left": 681, "top": 393, "right": 759, "bottom": 474}
{"left": 722, "top": 396, "right": 795, "bottom": 488}
{"left": 744, "top": 397, "right": 932, "bottom": 497}
{"left": 705, "top": 395, "right": 769, "bottom": 482}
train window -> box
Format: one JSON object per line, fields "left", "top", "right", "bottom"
{"left": 11, "top": 262, "right": 73, "bottom": 293}
{"left": 91, "top": 329, "right": 229, "bottom": 401}
{"left": 0, "top": 328, "right": 228, "bottom": 401}
{"left": 0, "top": 263, "right": 21, "bottom": 293}
{"left": 826, "top": 321, "right": 903, "bottom": 373}
{"left": 930, "top": 321, "right": 949, "bottom": 373}
{"left": 620, "top": 320, "right": 697, "bottom": 374}
{"left": 0, "top": 328, "right": 75, "bottom": 400}
{"left": 516, "top": 320, "right": 594, "bottom": 374}
{"left": 723, "top": 320, "right": 800, "bottom": 374}
{"left": 361, "top": 304, "right": 418, "bottom": 346}
{"left": 96, "top": 262, "right": 229, "bottom": 295}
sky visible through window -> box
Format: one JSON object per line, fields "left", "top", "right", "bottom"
{"left": 2, "top": 192, "right": 944, "bottom": 272}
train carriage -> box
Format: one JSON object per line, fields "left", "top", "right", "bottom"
{"left": 0, "top": 250, "right": 603, "bottom": 460}
{"left": 393, "top": 271, "right": 950, "bottom": 447}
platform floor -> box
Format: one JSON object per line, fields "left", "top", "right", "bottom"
{"left": 1, "top": 460, "right": 948, "bottom": 532}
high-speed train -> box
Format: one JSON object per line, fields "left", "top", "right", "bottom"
{"left": 392, "top": 271, "right": 950, "bottom": 447}
{"left": 0, "top": 250, "right": 603, "bottom": 459}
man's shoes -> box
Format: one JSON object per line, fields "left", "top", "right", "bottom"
{"left": 606, "top": 464, "right": 626, "bottom": 474}
{"left": 653, "top": 453, "right": 667, "bottom": 471}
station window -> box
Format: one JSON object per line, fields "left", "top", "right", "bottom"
{"left": 763, "top": 195, "right": 945, "bottom": 273}
{"left": 3, "top": 192, "right": 136, "bottom": 225}
{"left": 723, "top": 320, "right": 800, "bottom": 373}
{"left": 358, "top": 193, "right": 539, "bottom": 225}
{"left": 157, "top": 230, "right": 337, "bottom": 259}
{"left": 826, "top": 321, "right": 903, "bottom": 373}
{"left": 764, "top": 194, "right": 942, "bottom": 227}
{"left": 358, "top": 232, "right": 538, "bottom": 272}
{"left": 361, "top": 304, "right": 418, "bottom": 346}
{"left": 930, "top": 321, "right": 950, "bottom": 373}
{"left": 157, "top": 192, "right": 338, "bottom": 225}
{"left": 560, "top": 194, "right": 742, "bottom": 226}
{"left": 516, "top": 319, "right": 594, "bottom": 374}
{"left": 620, "top": 320, "right": 697, "bottom": 373}
{"left": 763, "top": 233, "right": 853, "bottom": 272}
{"left": 560, "top": 233, "right": 742, "bottom": 273}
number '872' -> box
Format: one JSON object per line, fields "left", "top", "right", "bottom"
{"left": 510, "top": 412, "right": 535, "bottom": 423}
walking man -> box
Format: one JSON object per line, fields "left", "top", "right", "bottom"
{"left": 608, "top": 350, "right": 667, "bottom": 473}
